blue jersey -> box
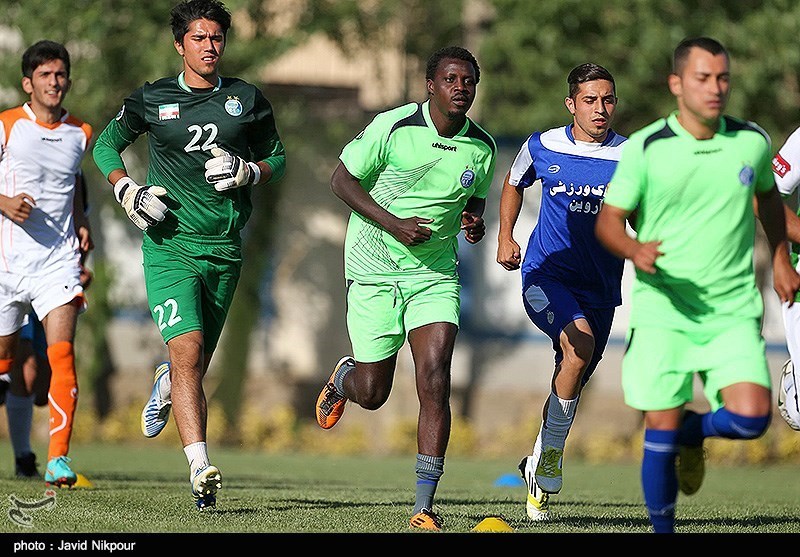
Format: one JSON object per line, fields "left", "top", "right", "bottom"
{"left": 508, "top": 125, "right": 627, "bottom": 308}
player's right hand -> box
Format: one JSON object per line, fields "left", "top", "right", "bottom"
{"left": 496, "top": 237, "right": 521, "bottom": 271}
{"left": 631, "top": 240, "right": 663, "bottom": 274}
{"left": 113, "top": 177, "right": 169, "bottom": 231}
{"left": 0, "top": 193, "right": 35, "bottom": 224}
{"left": 390, "top": 216, "right": 433, "bottom": 246}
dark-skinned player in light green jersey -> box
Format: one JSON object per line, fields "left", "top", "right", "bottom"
{"left": 596, "top": 37, "right": 800, "bottom": 533}
{"left": 92, "top": 0, "right": 285, "bottom": 510}
{"left": 314, "top": 46, "right": 496, "bottom": 531}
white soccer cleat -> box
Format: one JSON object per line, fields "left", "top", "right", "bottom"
{"left": 192, "top": 465, "right": 222, "bottom": 510}
{"left": 141, "top": 362, "right": 172, "bottom": 438}
{"left": 519, "top": 456, "right": 550, "bottom": 521}
{"left": 778, "top": 359, "right": 800, "bottom": 431}
{"left": 535, "top": 445, "right": 564, "bottom": 494}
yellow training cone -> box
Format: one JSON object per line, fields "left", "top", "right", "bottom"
{"left": 73, "top": 473, "right": 94, "bottom": 489}
{"left": 472, "top": 516, "right": 514, "bottom": 532}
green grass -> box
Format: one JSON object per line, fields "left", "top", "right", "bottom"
{"left": 1, "top": 442, "right": 799, "bottom": 534}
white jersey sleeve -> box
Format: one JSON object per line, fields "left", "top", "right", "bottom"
{"left": 773, "top": 126, "right": 800, "bottom": 195}
{"left": 507, "top": 135, "right": 535, "bottom": 187}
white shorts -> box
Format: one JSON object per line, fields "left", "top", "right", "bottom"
{"left": 0, "top": 265, "right": 86, "bottom": 335}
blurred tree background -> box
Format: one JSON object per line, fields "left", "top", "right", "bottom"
{"left": 1, "top": 0, "right": 799, "bottom": 442}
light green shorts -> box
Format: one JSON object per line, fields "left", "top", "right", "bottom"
{"left": 622, "top": 319, "right": 769, "bottom": 412}
{"left": 346, "top": 276, "right": 460, "bottom": 363}
{"left": 142, "top": 235, "right": 242, "bottom": 353}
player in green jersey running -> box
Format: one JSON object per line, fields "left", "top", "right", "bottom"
{"left": 596, "top": 37, "right": 800, "bottom": 533}
{"left": 314, "top": 46, "right": 496, "bottom": 531}
{"left": 92, "top": 0, "right": 285, "bottom": 510}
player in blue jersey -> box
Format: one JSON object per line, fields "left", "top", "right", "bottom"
{"left": 496, "top": 63, "right": 627, "bottom": 521}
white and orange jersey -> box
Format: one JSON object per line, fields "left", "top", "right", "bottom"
{"left": 0, "top": 103, "right": 92, "bottom": 275}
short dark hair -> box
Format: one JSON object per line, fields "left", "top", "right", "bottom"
{"left": 22, "top": 40, "right": 70, "bottom": 79}
{"left": 673, "top": 37, "right": 728, "bottom": 75}
{"left": 425, "top": 46, "right": 480, "bottom": 84}
{"left": 567, "top": 63, "right": 615, "bottom": 99}
{"left": 170, "top": 0, "right": 232, "bottom": 43}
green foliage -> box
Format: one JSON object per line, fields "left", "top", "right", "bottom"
{"left": 5, "top": 0, "right": 800, "bottom": 438}
{"left": 480, "top": 0, "right": 800, "bottom": 145}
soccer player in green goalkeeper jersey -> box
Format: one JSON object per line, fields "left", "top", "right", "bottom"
{"left": 92, "top": 0, "right": 285, "bottom": 509}
{"left": 596, "top": 37, "right": 800, "bottom": 533}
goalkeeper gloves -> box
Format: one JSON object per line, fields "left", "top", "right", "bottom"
{"left": 204, "top": 147, "right": 261, "bottom": 191}
{"left": 113, "top": 177, "right": 169, "bottom": 231}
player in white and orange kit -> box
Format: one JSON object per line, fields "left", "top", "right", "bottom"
{"left": 772, "top": 127, "right": 800, "bottom": 431}
{"left": 0, "top": 40, "right": 92, "bottom": 487}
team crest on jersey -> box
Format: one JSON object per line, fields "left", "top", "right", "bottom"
{"left": 460, "top": 169, "right": 476, "bottom": 188}
{"left": 158, "top": 103, "right": 180, "bottom": 121}
{"left": 739, "top": 165, "right": 755, "bottom": 187}
{"left": 225, "top": 96, "right": 243, "bottom": 117}
{"left": 115, "top": 105, "right": 125, "bottom": 121}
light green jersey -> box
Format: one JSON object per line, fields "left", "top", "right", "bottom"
{"left": 340, "top": 101, "right": 496, "bottom": 282}
{"left": 93, "top": 73, "right": 285, "bottom": 245}
{"left": 604, "top": 112, "right": 774, "bottom": 330}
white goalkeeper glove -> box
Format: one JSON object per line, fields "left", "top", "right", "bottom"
{"left": 204, "top": 147, "right": 261, "bottom": 191}
{"left": 113, "top": 177, "right": 169, "bottom": 231}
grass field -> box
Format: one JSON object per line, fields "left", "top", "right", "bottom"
{"left": 1, "top": 442, "right": 799, "bottom": 538}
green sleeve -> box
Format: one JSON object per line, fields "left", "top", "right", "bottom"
{"left": 263, "top": 145, "right": 286, "bottom": 183}
{"left": 92, "top": 119, "right": 134, "bottom": 179}
{"left": 249, "top": 88, "right": 286, "bottom": 184}
{"left": 605, "top": 133, "right": 645, "bottom": 212}
{"left": 92, "top": 87, "right": 148, "bottom": 179}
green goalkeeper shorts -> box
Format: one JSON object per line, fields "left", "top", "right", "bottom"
{"left": 621, "top": 318, "right": 770, "bottom": 412}
{"left": 346, "top": 276, "right": 460, "bottom": 363}
{"left": 142, "top": 235, "right": 242, "bottom": 353}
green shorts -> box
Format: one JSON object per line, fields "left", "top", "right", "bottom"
{"left": 142, "top": 235, "right": 242, "bottom": 353}
{"left": 346, "top": 276, "right": 460, "bottom": 363}
{"left": 621, "top": 319, "right": 769, "bottom": 412}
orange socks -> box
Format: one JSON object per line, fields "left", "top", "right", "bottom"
{"left": 47, "top": 341, "right": 78, "bottom": 460}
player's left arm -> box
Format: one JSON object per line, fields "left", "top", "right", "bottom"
{"left": 772, "top": 129, "right": 800, "bottom": 245}
{"left": 247, "top": 90, "right": 287, "bottom": 186}
{"left": 72, "top": 170, "right": 93, "bottom": 257}
{"left": 755, "top": 184, "right": 800, "bottom": 305}
{"left": 462, "top": 196, "right": 486, "bottom": 244}
{"left": 462, "top": 146, "right": 495, "bottom": 245}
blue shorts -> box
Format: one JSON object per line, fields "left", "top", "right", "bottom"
{"left": 522, "top": 274, "right": 615, "bottom": 384}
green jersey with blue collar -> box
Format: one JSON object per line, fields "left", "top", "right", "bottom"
{"left": 340, "top": 100, "right": 496, "bottom": 282}
{"left": 605, "top": 112, "right": 773, "bottom": 330}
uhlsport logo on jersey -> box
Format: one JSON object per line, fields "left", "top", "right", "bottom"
{"left": 225, "top": 96, "right": 243, "bottom": 117}
{"left": 114, "top": 105, "right": 125, "bottom": 121}
{"left": 547, "top": 164, "right": 560, "bottom": 174}
{"left": 158, "top": 103, "right": 180, "bottom": 121}
{"left": 460, "top": 168, "right": 476, "bottom": 188}
{"left": 739, "top": 165, "right": 755, "bottom": 187}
